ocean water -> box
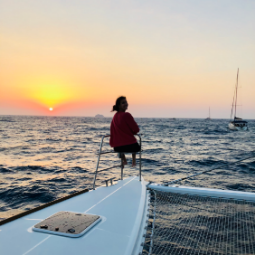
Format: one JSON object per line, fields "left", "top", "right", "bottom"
{"left": 0, "top": 115, "right": 255, "bottom": 220}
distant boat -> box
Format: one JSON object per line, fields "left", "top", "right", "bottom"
{"left": 95, "top": 114, "right": 104, "bottom": 118}
{"left": 205, "top": 107, "right": 211, "bottom": 120}
{"left": 228, "top": 69, "right": 248, "bottom": 131}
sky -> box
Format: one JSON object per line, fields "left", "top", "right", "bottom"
{"left": 0, "top": 0, "right": 254, "bottom": 118}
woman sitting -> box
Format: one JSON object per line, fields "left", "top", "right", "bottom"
{"left": 110, "top": 96, "right": 140, "bottom": 167}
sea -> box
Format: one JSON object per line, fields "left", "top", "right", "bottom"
{"left": 1, "top": 115, "right": 255, "bottom": 221}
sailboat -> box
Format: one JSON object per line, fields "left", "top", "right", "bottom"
{"left": 205, "top": 107, "right": 211, "bottom": 120}
{"left": 228, "top": 69, "right": 248, "bottom": 131}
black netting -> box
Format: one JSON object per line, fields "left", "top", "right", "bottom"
{"left": 142, "top": 190, "right": 255, "bottom": 255}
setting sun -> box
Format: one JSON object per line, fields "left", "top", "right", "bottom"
{"left": 49, "top": 108, "right": 53, "bottom": 111}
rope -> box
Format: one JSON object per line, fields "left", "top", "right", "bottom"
{"left": 164, "top": 150, "right": 255, "bottom": 186}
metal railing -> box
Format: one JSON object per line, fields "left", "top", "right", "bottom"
{"left": 93, "top": 134, "right": 142, "bottom": 190}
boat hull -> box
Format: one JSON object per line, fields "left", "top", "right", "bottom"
{"left": 228, "top": 122, "right": 248, "bottom": 131}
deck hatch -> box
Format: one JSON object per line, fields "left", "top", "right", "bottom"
{"left": 33, "top": 211, "right": 101, "bottom": 238}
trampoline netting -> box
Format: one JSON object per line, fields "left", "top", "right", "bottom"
{"left": 142, "top": 189, "right": 255, "bottom": 255}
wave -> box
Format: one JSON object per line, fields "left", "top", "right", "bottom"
{"left": 47, "top": 177, "right": 68, "bottom": 182}
{"left": 70, "top": 166, "right": 88, "bottom": 173}
{"left": 187, "top": 159, "right": 225, "bottom": 167}
{"left": 0, "top": 119, "right": 15, "bottom": 122}
{"left": 0, "top": 185, "right": 56, "bottom": 208}
{"left": 0, "top": 167, "right": 13, "bottom": 173}
{"left": 12, "top": 165, "right": 54, "bottom": 173}
{"left": 226, "top": 183, "right": 254, "bottom": 191}
{"left": 144, "top": 148, "right": 164, "bottom": 153}
{"left": 45, "top": 138, "right": 63, "bottom": 142}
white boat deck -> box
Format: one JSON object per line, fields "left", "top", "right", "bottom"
{"left": 0, "top": 176, "right": 148, "bottom": 255}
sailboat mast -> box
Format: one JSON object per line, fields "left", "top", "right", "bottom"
{"left": 234, "top": 68, "right": 239, "bottom": 118}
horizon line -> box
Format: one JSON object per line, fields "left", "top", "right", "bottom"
{"left": 0, "top": 114, "right": 254, "bottom": 120}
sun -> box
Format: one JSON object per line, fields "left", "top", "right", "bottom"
{"left": 49, "top": 107, "right": 53, "bottom": 111}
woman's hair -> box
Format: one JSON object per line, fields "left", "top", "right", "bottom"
{"left": 111, "top": 96, "right": 126, "bottom": 112}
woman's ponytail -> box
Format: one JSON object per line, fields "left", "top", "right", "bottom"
{"left": 112, "top": 105, "right": 118, "bottom": 112}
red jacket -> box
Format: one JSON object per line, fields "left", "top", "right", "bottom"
{"left": 110, "top": 112, "right": 139, "bottom": 147}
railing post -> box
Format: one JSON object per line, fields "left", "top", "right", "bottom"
{"left": 137, "top": 134, "right": 142, "bottom": 181}
{"left": 93, "top": 135, "right": 107, "bottom": 190}
{"left": 120, "top": 153, "right": 124, "bottom": 180}
{"left": 139, "top": 150, "right": 141, "bottom": 181}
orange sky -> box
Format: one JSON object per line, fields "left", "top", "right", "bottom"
{"left": 0, "top": 0, "right": 254, "bottom": 118}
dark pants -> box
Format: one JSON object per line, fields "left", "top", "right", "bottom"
{"left": 114, "top": 142, "right": 141, "bottom": 153}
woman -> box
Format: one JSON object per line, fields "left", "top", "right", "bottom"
{"left": 110, "top": 96, "right": 140, "bottom": 167}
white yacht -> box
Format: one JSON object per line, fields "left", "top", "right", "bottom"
{"left": 1, "top": 135, "right": 255, "bottom": 254}
{"left": 228, "top": 69, "right": 248, "bottom": 131}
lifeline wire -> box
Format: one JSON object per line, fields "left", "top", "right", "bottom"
{"left": 164, "top": 150, "right": 255, "bottom": 186}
